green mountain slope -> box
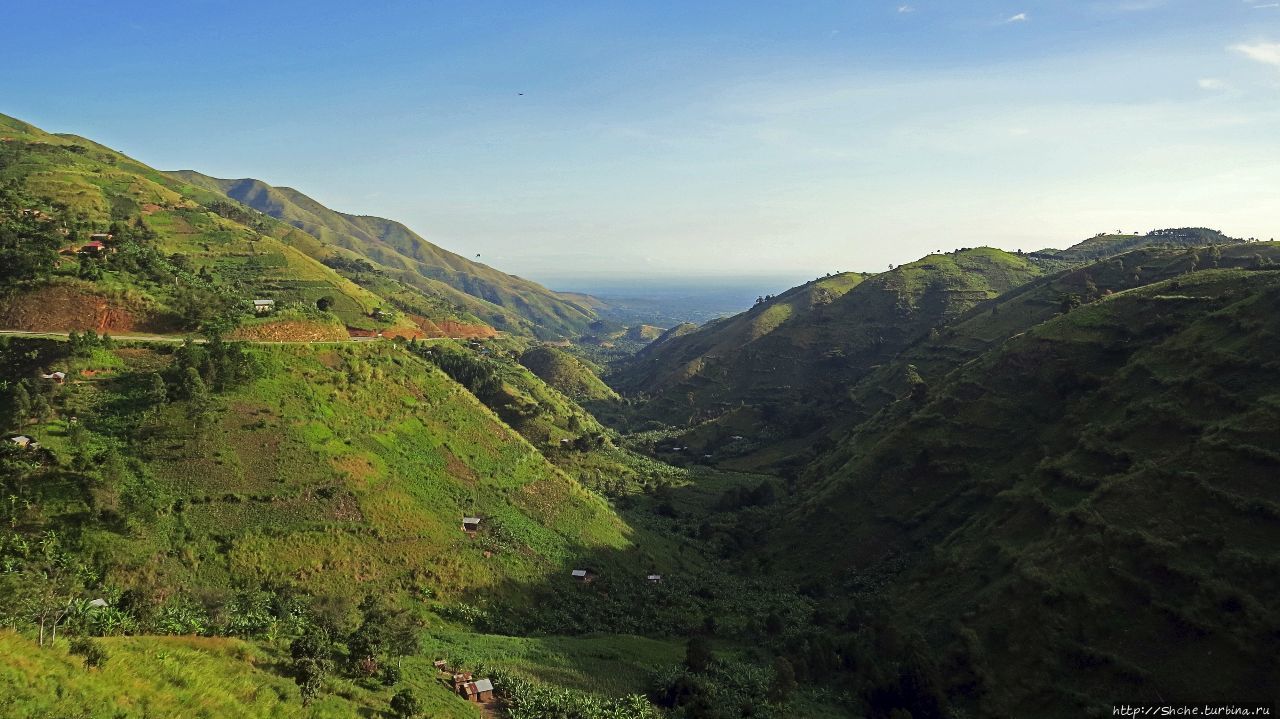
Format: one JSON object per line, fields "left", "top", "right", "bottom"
{"left": 169, "top": 171, "right": 599, "bottom": 339}
{"left": 0, "top": 112, "right": 483, "bottom": 339}
{"left": 611, "top": 248, "right": 1045, "bottom": 466}
{"left": 519, "top": 345, "right": 620, "bottom": 402}
{"left": 781, "top": 264, "right": 1280, "bottom": 714}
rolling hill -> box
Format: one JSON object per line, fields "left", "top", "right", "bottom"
{"left": 780, "top": 262, "right": 1280, "bottom": 715}
{"left": 0, "top": 112, "right": 491, "bottom": 340}
{"left": 169, "top": 171, "right": 600, "bottom": 339}
{"left": 610, "top": 248, "right": 1046, "bottom": 467}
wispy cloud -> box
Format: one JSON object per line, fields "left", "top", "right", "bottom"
{"left": 1098, "top": 0, "right": 1168, "bottom": 11}
{"left": 1232, "top": 42, "right": 1280, "bottom": 67}
{"left": 897, "top": 4, "right": 915, "bottom": 13}
{"left": 1198, "top": 77, "right": 1227, "bottom": 90}
{"left": 1004, "top": 12, "right": 1029, "bottom": 23}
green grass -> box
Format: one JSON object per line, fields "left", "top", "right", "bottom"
{"left": 0, "top": 631, "right": 485, "bottom": 719}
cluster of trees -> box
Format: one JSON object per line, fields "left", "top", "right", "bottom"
{"left": 410, "top": 343, "right": 502, "bottom": 398}
{"left": 0, "top": 182, "right": 65, "bottom": 290}
{"left": 714, "top": 479, "right": 777, "bottom": 511}
{"left": 322, "top": 256, "right": 383, "bottom": 276}
{"left": 648, "top": 636, "right": 790, "bottom": 719}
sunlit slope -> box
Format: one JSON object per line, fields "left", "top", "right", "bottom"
{"left": 0, "top": 112, "right": 461, "bottom": 336}
{"left": 169, "top": 171, "right": 600, "bottom": 339}
{"left": 7, "top": 340, "right": 632, "bottom": 601}
{"left": 614, "top": 248, "right": 1043, "bottom": 428}
{"left": 520, "top": 345, "right": 620, "bottom": 402}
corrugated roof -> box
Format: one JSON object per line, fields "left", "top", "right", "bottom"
{"left": 472, "top": 678, "right": 494, "bottom": 693}
{"left": 571, "top": 569, "right": 587, "bottom": 577}
{"left": 462, "top": 517, "right": 481, "bottom": 523}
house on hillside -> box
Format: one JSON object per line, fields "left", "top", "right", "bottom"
{"left": 458, "top": 678, "right": 494, "bottom": 703}
{"left": 89, "top": 232, "right": 113, "bottom": 244}
{"left": 462, "top": 517, "right": 480, "bottom": 534}
{"left": 78, "top": 240, "right": 109, "bottom": 256}
{"left": 41, "top": 371, "right": 66, "bottom": 384}
{"left": 571, "top": 569, "right": 595, "bottom": 583}
{"left": 647, "top": 574, "right": 662, "bottom": 583}
{"left": 252, "top": 299, "right": 275, "bottom": 314}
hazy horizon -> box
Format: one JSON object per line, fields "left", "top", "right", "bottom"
{"left": 3, "top": 1, "right": 1277, "bottom": 279}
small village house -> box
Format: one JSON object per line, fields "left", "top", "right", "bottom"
{"left": 41, "top": 371, "right": 66, "bottom": 384}
{"left": 78, "top": 240, "right": 109, "bottom": 256}
{"left": 253, "top": 299, "right": 275, "bottom": 314}
{"left": 571, "top": 569, "right": 595, "bottom": 583}
{"left": 462, "top": 517, "right": 481, "bottom": 534}
{"left": 457, "top": 677, "right": 494, "bottom": 703}
{"left": 647, "top": 574, "right": 662, "bottom": 583}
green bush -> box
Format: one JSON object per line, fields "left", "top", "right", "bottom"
{"left": 68, "top": 637, "right": 108, "bottom": 669}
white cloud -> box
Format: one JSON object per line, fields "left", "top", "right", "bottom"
{"left": 897, "top": 5, "right": 915, "bottom": 13}
{"left": 1005, "top": 12, "right": 1029, "bottom": 23}
{"left": 1198, "top": 77, "right": 1226, "bottom": 90}
{"left": 1232, "top": 42, "right": 1280, "bottom": 67}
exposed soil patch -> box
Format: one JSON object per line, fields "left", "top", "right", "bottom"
{"left": 0, "top": 284, "right": 150, "bottom": 333}
{"left": 409, "top": 314, "right": 498, "bottom": 339}
{"left": 229, "top": 320, "right": 347, "bottom": 342}
{"left": 443, "top": 447, "right": 478, "bottom": 484}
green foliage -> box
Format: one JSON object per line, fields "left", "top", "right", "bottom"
{"left": 0, "top": 181, "right": 65, "bottom": 291}
{"left": 390, "top": 687, "right": 423, "bottom": 718}
{"left": 68, "top": 636, "right": 108, "bottom": 669}
{"left": 290, "top": 624, "right": 336, "bottom": 706}
{"left": 494, "top": 668, "right": 660, "bottom": 719}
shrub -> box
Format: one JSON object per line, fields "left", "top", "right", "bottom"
{"left": 68, "top": 637, "right": 108, "bottom": 669}
{"left": 389, "top": 687, "right": 422, "bottom": 718}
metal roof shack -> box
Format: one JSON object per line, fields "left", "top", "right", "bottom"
{"left": 647, "top": 574, "right": 662, "bottom": 583}
{"left": 458, "top": 677, "right": 494, "bottom": 702}
{"left": 462, "top": 517, "right": 481, "bottom": 534}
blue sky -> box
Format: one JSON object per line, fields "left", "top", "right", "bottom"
{"left": 2, "top": 1, "right": 1277, "bottom": 283}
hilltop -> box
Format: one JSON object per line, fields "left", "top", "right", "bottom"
{"left": 170, "top": 171, "right": 600, "bottom": 339}
{"left": 519, "top": 344, "right": 621, "bottom": 402}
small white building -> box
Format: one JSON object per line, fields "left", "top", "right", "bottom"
{"left": 8, "top": 435, "right": 36, "bottom": 449}
{"left": 252, "top": 299, "right": 275, "bottom": 314}
{"left": 41, "top": 371, "right": 66, "bottom": 384}
{"left": 647, "top": 574, "right": 662, "bottom": 583}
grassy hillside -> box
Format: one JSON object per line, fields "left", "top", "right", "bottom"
{"left": 781, "top": 265, "right": 1280, "bottom": 714}
{"left": 520, "top": 345, "right": 621, "bottom": 402}
{"left": 0, "top": 112, "right": 472, "bottom": 339}
{"left": 170, "top": 171, "right": 600, "bottom": 339}
{"left": 0, "top": 339, "right": 633, "bottom": 601}
{"left": 610, "top": 249, "right": 1045, "bottom": 468}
